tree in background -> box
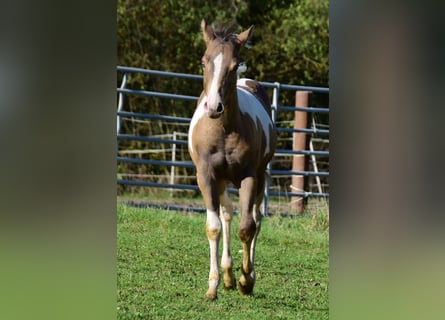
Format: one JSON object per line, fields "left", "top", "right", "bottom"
{"left": 118, "top": 0, "right": 328, "bottom": 87}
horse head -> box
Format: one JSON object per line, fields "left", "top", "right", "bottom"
{"left": 200, "top": 19, "right": 253, "bottom": 119}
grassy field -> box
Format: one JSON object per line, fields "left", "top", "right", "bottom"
{"left": 117, "top": 202, "right": 329, "bottom": 319}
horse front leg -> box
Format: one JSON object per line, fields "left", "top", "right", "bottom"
{"left": 238, "top": 176, "right": 259, "bottom": 296}
{"left": 205, "top": 207, "right": 221, "bottom": 300}
{"left": 219, "top": 191, "right": 236, "bottom": 290}
{"left": 197, "top": 173, "right": 222, "bottom": 301}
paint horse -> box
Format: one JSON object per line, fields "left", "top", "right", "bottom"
{"left": 188, "top": 19, "right": 277, "bottom": 300}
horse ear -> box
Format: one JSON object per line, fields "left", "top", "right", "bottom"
{"left": 201, "top": 19, "right": 214, "bottom": 46}
{"left": 236, "top": 25, "right": 254, "bottom": 48}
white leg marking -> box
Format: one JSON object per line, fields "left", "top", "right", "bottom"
{"left": 206, "top": 209, "right": 221, "bottom": 298}
{"left": 219, "top": 191, "right": 236, "bottom": 289}
{"left": 250, "top": 204, "right": 263, "bottom": 282}
{"left": 220, "top": 192, "right": 233, "bottom": 269}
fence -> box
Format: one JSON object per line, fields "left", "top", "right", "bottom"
{"left": 117, "top": 66, "right": 329, "bottom": 214}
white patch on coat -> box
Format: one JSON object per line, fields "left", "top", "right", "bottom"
{"left": 237, "top": 86, "right": 273, "bottom": 156}
{"left": 188, "top": 96, "right": 207, "bottom": 154}
{"left": 236, "top": 78, "right": 250, "bottom": 88}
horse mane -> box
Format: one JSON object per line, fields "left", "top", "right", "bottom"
{"left": 212, "top": 23, "right": 238, "bottom": 42}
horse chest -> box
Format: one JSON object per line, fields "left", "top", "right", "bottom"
{"left": 224, "top": 143, "right": 248, "bottom": 166}
{"left": 206, "top": 140, "right": 248, "bottom": 167}
{"left": 197, "top": 135, "right": 249, "bottom": 177}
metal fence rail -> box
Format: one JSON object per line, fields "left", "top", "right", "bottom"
{"left": 117, "top": 66, "right": 329, "bottom": 211}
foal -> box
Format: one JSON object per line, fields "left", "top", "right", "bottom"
{"left": 188, "top": 19, "right": 276, "bottom": 300}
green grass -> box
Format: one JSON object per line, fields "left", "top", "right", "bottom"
{"left": 117, "top": 203, "right": 329, "bottom": 319}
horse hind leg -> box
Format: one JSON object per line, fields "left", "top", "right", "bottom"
{"left": 238, "top": 219, "right": 256, "bottom": 296}
{"left": 238, "top": 177, "right": 259, "bottom": 296}
{"left": 248, "top": 202, "right": 263, "bottom": 287}
{"left": 238, "top": 212, "right": 262, "bottom": 296}
{"left": 219, "top": 191, "right": 236, "bottom": 290}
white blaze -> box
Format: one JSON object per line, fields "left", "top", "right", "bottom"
{"left": 207, "top": 52, "right": 224, "bottom": 109}
{"left": 189, "top": 53, "right": 225, "bottom": 154}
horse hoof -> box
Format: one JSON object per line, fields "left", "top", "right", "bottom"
{"left": 223, "top": 274, "right": 237, "bottom": 290}
{"left": 238, "top": 281, "right": 254, "bottom": 296}
{"left": 205, "top": 291, "right": 218, "bottom": 301}
{"left": 223, "top": 281, "right": 236, "bottom": 290}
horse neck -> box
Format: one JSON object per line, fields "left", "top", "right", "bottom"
{"left": 222, "top": 88, "right": 241, "bottom": 129}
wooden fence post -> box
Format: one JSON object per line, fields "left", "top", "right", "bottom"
{"left": 292, "top": 91, "right": 310, "bottom": 213}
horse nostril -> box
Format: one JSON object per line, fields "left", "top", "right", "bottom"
{"left": 216, "top": 103, "right": 224, "bottom": 113}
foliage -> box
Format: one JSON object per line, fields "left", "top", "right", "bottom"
{"left": 117, "top": 0, "right": 329, "bottom": 86}
{"left": 117, "top": 204, "right": 329, "bottom": 319}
